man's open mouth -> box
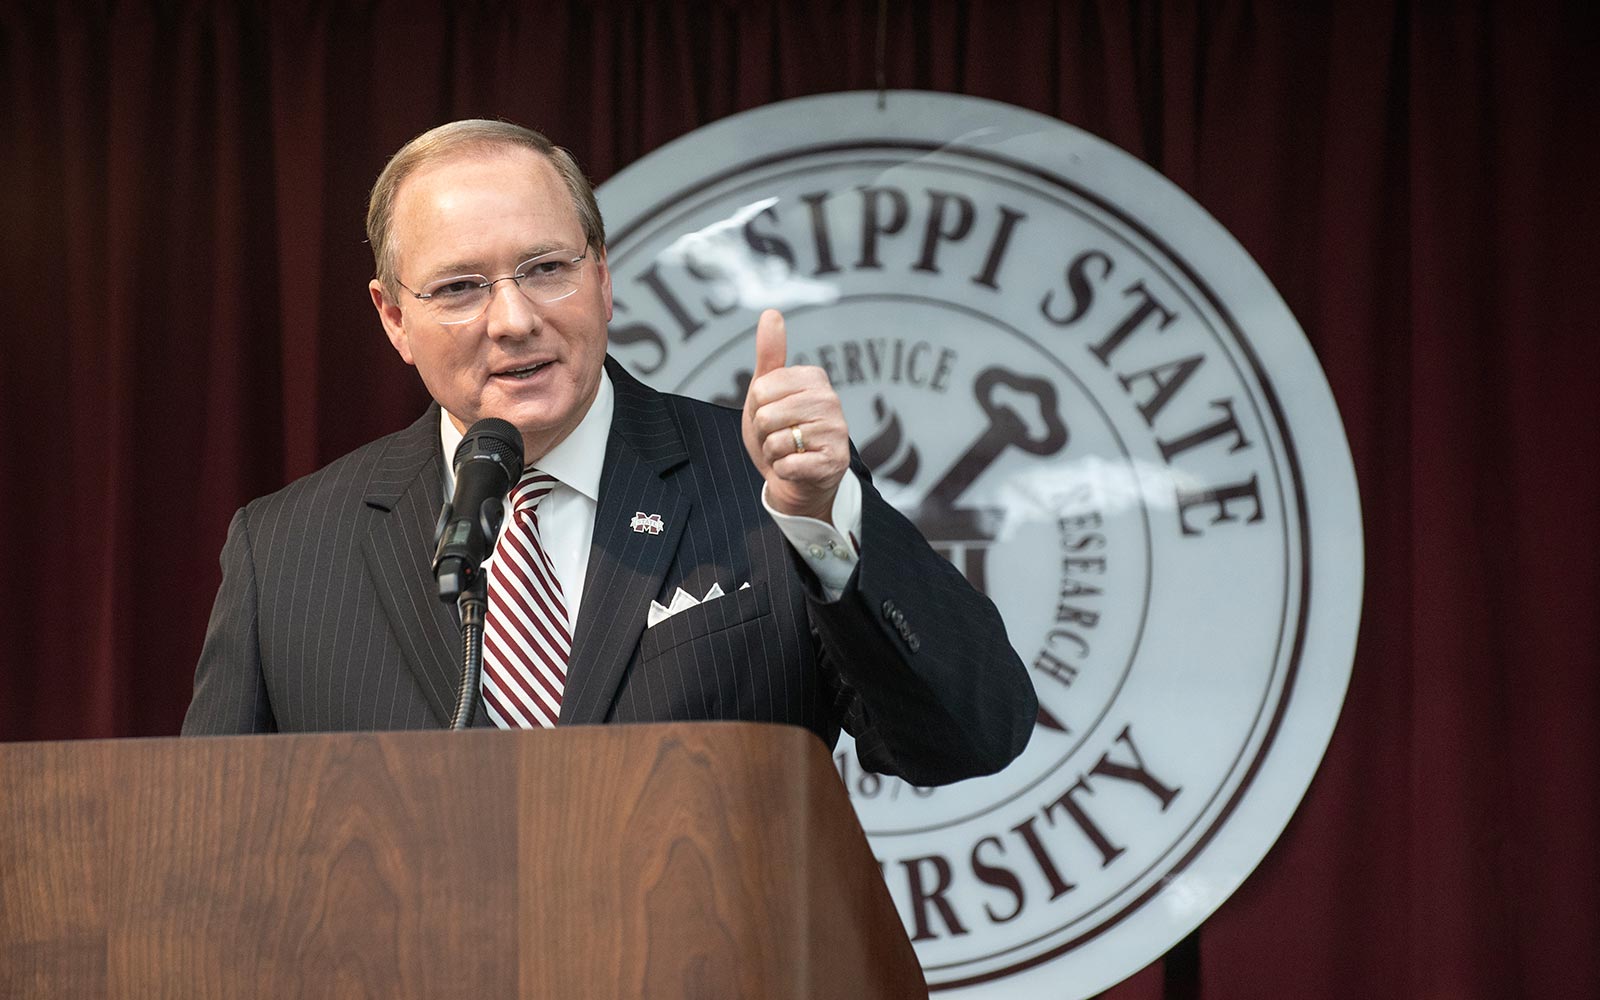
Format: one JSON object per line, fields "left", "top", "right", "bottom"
{"left": 497, "top": 361, "right": 550, "bottom": 379}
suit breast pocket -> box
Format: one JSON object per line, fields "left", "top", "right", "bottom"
{"left": 636, "top": 583, "right": 771, "bottom": 663}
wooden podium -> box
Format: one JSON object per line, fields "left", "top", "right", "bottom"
{"left": 0, "top": 724, "right": 927, "bottom": 998}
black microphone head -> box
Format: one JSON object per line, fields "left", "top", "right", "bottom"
{"left": 453, "top": 417, "right": 525, "bottom": 482}
{"left": 435, "top": 418, "right": 526, "bottom": 603}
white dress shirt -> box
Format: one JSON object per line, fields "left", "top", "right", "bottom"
{"left": 440, "top": 370, "right": 863, "bottom": 620}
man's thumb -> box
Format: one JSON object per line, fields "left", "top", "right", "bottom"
{"left": 752, "top": 309, "right": 787, "bottom": 379}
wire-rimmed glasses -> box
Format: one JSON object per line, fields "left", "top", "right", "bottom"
{"left": 398, "top": 248, "right": 589, "bottom": 325}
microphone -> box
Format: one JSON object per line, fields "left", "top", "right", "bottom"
{"left": 432, "top": 417, "right": 524, "bottom": 603}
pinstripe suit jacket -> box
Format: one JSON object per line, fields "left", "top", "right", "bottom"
{"left": 182, "top": 358, "right": 1035, "bottom": 784}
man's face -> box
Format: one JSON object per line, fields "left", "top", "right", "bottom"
{"left": 369, "top": 147, "right": 612, "bottom": 461}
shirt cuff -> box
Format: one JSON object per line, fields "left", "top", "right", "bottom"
{"left": 762, "top": 470, "right": 863, "bottom": 601}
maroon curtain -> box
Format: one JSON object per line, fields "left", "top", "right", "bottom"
{"left": 2, "top": 2, "right": 1595, "bottom": 998}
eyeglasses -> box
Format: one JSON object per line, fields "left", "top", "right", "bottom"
{"left": 398, "top": 248, "right": 589, "bottom": 325}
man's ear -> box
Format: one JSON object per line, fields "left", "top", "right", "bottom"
{"left": 594, "top": 249, "right": 614, "bottom": 322}
{"left": 370, "top": 279, "right": 415, "bottom": 365}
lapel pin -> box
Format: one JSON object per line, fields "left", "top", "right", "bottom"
{"left": 630, "top": 511, "right": 665, "bottom": 535}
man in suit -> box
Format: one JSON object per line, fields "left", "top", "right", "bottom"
{"left": 183, "top": 120, "right": 1035, "bottom": 786}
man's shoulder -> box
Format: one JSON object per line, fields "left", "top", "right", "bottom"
{"left": 606, "top": 357, "right": 745, "bottom": 459}
{"left": 655, "top": 384, "right": 741, "bottom": 429}
{"left": 240, "top": 406, "right": 439, "bottom": 524}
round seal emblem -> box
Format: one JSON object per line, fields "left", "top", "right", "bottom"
{"left": 597, "top": 92, "right": 1362, "bottom": 998}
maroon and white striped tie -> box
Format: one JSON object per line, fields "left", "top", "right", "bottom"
{"left": 481, "top": 471, "right": 570, "bottom": 728}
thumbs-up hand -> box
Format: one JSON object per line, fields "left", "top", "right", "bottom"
{"left": 741, "top": 309, "right": 851, "bottom": 524}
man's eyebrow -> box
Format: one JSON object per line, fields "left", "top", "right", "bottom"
{"left": 420, "top": 243, "right": 577, "bottom": 280}
{"left": 519, "top": 242, "right": 580, "bottom": 260}
{"left": 421, "top": 260, "right": 487, "bottom": 280}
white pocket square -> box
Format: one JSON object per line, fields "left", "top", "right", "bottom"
{"left": 647, "top": 582, "right": 751, "bottom": 627}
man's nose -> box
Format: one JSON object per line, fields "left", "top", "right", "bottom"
{"left": 483, "top": 277, "right": 540, "bottom": 338}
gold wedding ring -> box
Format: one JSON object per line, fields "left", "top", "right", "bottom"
{"left": 791, "top": 426, "right": 806, "bottom": 454}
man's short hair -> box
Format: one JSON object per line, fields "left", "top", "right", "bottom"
{"left": 366, "top": 119, "right": 606, "bottom": 294}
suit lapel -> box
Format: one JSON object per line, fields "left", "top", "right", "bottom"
{"left": 359, "top": 405, "right": 470, "bottom": 728}
{"left": 559, "top": 359, "right": 692, "bottom": 725}
{"left": 353, "top": 361, "right": 694, "bottom": 729}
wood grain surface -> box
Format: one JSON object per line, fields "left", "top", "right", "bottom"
{"left": 0, "top": 725, "right": 925, "bottom": 999}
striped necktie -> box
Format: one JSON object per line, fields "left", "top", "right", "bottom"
{"left": 481, "top": 471, "right": 570, "bottom": 728}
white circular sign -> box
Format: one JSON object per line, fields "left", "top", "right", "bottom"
{"left": 597, "top": 92, "right": 1362, "bottom": 997}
